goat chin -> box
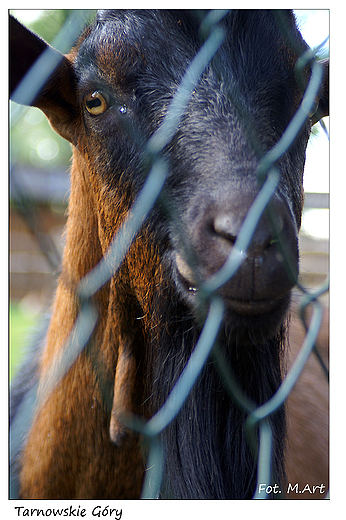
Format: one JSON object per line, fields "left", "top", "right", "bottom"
{"left": 173, "top": 251, "right": 292, "bottom": 346}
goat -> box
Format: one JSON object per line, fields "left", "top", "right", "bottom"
{"left": 10, "top": 10, "right": 329, "bottom": 499}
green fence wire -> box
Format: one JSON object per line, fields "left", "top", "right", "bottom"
{"left": 9, "top": 9, "right": 329, "bottom": 500}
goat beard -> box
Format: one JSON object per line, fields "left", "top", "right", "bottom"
{"left": 143, "top": 282, "right": 288, "bottom": 499}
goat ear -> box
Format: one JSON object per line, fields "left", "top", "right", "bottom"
{"left": 311, "top": 59, "right": 329, "bottom": 125}
{"left": 10, "top": 15, "right": 79, "bottom": 144}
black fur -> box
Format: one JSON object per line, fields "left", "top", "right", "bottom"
{"left": 145, "top": 285, "right": 288, "bottom": 498}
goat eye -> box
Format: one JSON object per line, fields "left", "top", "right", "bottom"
{"left": 85, "top": 91, "right": 109, "bottom": 115}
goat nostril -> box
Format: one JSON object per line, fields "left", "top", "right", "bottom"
{"left": 213, "top": 212, "right": 282, "bottom": 261}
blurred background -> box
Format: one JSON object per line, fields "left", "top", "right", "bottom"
{"left": 9, "top": 9, "right": 329, "bottom": 379}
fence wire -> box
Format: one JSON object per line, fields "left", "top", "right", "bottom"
{"left": 9, "top": 9, "right": 329, "bottom": 500}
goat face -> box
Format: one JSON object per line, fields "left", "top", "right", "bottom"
{"left": 70, "top": 10, "right": 313, "bottom": 343}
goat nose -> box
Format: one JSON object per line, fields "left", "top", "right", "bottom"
{"left": 175, "top": 192, "right": 298, "bottom": 309}
{"left": 213, "top": 214, "right": 239, "bottom": 243}
{"left": 213, "top": 208, "right": 283, "bottom": 258}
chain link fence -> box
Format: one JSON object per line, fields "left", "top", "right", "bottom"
{"left": 9, "top": 9, "right": 329, "bottom": 500}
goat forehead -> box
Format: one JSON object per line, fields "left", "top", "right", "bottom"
{"left": 95, "top": 9, "right": 199, "bottom": 40}
{"left": 78, "top": 13, "right": 197, "bottom": 80}
{"left": 89, "top": 10, "right": 304, "bottom": 64}
{"left": 76, "top": 24, "right": 145, "bottom": 85}
{"left": 84, "top": 11, "right": 195, "bottom": 55}
{"left": 76, "top": 10, "right": 304, "bottom": 93}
